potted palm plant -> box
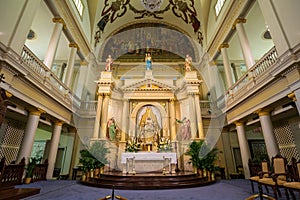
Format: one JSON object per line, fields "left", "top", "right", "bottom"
{"left": 79, "top": 141, "right": 110, "bottom": 181}
{"left": 185, "top": 140, "right": 205, "bottom": 176}
{"left": 24, "top": 157, "right": 38, "bottom": 184}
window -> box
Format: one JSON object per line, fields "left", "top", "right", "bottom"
{"left": 215, "top": 0, "right": 226, "bottom": 17}
{"left": 72, "top": 0, "right": 84, "bottom": 17}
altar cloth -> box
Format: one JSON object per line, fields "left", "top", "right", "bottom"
{"left": 121, "top": 152, "right": 177, "bottom": 164}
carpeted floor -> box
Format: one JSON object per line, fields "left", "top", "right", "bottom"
{"left": 16, "top": 179, "right": 288, "bottom": 200}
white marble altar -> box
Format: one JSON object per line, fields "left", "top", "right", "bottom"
{"left": 121, "top": 152, "right": 177, "bottom": 174}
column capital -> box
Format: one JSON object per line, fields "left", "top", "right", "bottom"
{"left": 288, "top": 92, "right": 297, "bottom": 102}
{"left": 234, "top": 121, "right": 244, "bottom": 127}
{"left": 209, "top": 60, "right": 217, "bottom": 66}
{"left": 103, "top": 93, "right": 111, "bottom": 98}
{"left": 80, "top": 60, "right": 88, "bottom": 66}
{"left": 232, "top": 18, "right": 247, "bottom": 30}
{"left": 218, "top": 43, "right": 229, "bottom": 52}
{"left": 52, "top": 17, "right": 66, "bottom": 29}
{"left": 169, "top": 98, "right": 176, "bottom": 102}
{"left": 5, "top": 91, "right": 13, "bottom": 98}
{"left": 54, "top": 120, "right": 64, "bottom": 126}
{"left": 254, "top": 108, "right": 272, "bottom": 116}
{"left": 69, "top": 42, "right": 80, "bottom": 51}
{"left": 28, "top": 108, "right": 46, "bottom": 116}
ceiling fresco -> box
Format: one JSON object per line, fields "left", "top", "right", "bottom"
{"left": 95, "top": 0, "right": 203, "bottom": 47}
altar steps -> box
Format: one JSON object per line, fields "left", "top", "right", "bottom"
{"left": 80, "top": 172, "right": 216, "bottom": 190}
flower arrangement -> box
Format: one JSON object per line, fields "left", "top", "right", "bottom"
{"left": 157, "top": 137, "right": 172, "bottom": 152}
{"left": 125, "top": 137, "right": 141, "bottom": 152}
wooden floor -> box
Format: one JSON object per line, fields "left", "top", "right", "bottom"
{"left": 80, "top": 171, "right": 216, "bottom": 190}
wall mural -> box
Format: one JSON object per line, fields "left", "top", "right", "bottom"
{"left": 95, "top": 0, "right": 203, "bottom": 47}
{"left": 100, "top": 23, "right": 196, "bottom": 63}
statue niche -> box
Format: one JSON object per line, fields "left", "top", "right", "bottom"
{"left": 138, "top": 106, "right": 160, "bottom": 150}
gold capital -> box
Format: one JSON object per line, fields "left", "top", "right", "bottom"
{"left": 5, "top": 91, "right": 12, "bottom": 98}
{"left": 234, "top": 121, "right": 244, "bottom": 127}
{"left": 54, "top": 120, "right": 64, "bottom": 126}
{"left": 232, "top": 18, "right": 247, "bottom": 30}
{"left": 52, "top": 17, "right": 66, "bottom": 29}
{"left": 29, "top": 108, "right": 46, "bottom": 116}
{"left": 218, "top": 43, "right": 229, "bottom": 52}
{"left": 209, "top": 60, "right": 218, "bottom": 66}
{"left": 254, "top": 108, "right": 272, "bottom": 116}
{"left": 288, "top": 92, "right": 297, "bottom": 102}
{"left": 69, "top": 42, "right": 79, "bottom": 51}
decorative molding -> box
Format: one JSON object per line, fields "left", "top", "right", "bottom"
{"left": 234, "top": 121, "right": 244, "bottom": 127}
{"left": 218, "top": 43, "right": 229, "bottom": 52}
{"left": 287, "top": 92, "right": 296, "bottom": 102}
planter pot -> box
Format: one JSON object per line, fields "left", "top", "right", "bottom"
{"left": 24, "top": 177, "right": 31, "bottom": 184}
{"left": 100, "top": 167, "right": 104, "bottom": 174}
{"left": 81, "top": 174, "right": 86, "bottom": 182}
{"left": 94, "top": 168, "right": 100, "bottom": 177}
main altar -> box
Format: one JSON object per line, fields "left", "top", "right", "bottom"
{"left": 90, "top": 65, "right": 205, "bottom": 174}
{"left": 121, "top": 152, "right": 177, "bottom": 174}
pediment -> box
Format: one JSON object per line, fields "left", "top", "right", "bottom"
{"left": 123, "top": 78, "right": 175, "bottom": 91}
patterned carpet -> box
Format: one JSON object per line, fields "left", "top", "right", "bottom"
{"left": 16, "top": 179, "right": 288, "bottom": 200}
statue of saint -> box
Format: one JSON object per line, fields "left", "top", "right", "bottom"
{"left": 176, "top": 117, "right": 191, "bottom": 140}
{"left": 184, "top": 54, "right": 192, "bottom": 72}
{"left": 107, "top": 117, "right": 118, "bottom": 141}
{"left": 145, "top": 53, "right": 152, "bottom": 70}
{"left": 105, "top": 55, "right": 113, "bottom": 71}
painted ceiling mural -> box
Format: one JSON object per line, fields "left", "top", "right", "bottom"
{"left": 95, "top": 0, "right": 203, "bottom": 47}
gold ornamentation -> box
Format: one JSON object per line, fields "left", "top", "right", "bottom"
{"left": 254, "top": 108, "right": 272, "bottom": 116}
{"left": 218, "top": 43, "right": 229, "bottom": 52}
{"left": 52, "top": 17, "right": 66, "bottom": 29}
{"left": 29, "top": 108, "right": 46, "bottom": 116}
{"left": 234, "top": 121, "right": 244, "bottom": 127}
{"left": 288, "top": 92, "right": 297, "bottom": 102}
{"left": 69, "top": 42, "right": 80, "bottom": 51}
{"left": 54, "top": 120, "right": 64, "bottom": 126}
{"left": 232, "top": 18, "right": 247, "bottom": 30}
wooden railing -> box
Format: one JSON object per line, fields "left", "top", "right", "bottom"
{"left": 32, "top": 159, "right": 48, "bottom": 182}
{"left": 0, "top": 157, "right": 25, "bottom": 188}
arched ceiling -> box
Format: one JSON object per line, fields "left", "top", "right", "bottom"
{"left": 93, "top": 0, "right": 208, "bottom": 48}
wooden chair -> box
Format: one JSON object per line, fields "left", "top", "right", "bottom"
{"left": 283, "top": 157, "right": 300, "bottom": 200}
{"left": 258, "top": 154, "right": 288, "bottom": 199}
{"left": 249, "top": 159, "right": 271, "bottom": 193}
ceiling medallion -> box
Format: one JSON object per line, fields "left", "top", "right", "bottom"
{"left": 141, "top": 0, "right": 163, "bottom": 12}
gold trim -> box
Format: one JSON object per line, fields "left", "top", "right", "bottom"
{"left": 232, "top": 18, "right": 247, "bottom": 30}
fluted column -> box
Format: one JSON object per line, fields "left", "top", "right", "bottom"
{"left": 43, "top": 18, "right": 65, "bottom": 69}
{"left": 46, "top": 121, "right": 64, "bottom": 179}
{"left": 64, "top": 43, "right": 79, "bottom": 87}
{"left": 93, "top": 93, "right": 103, "bottom": 139}
{"left": 100, "top": 94, "right": 110, "bottom": 139}
{"left": 194, "top": 93, "right": 204, "bottom": 139}
{"left": 121, "top": 99, "right": 129, "bottom": 142}
{"left": 256, "top": 109, "right": 280, "bottom": 159}
{"left": 188, "top": 94, "right": 197, "bottom": 139}
{"left": 234, "top": 121, "right": 251, "bottom": 179}
{"left": 233, "top": 18, "right": 255, "bottom": 69}
{"left": 17, "top": 109, "right": 44, "bottom": 163}
{"left": 165, "top": 101, "right": 170, "bottom": 138}
{"left": 219, "top": 43, "right": 234, "bottom": 88}
{"left": 169, "top": 98, "right": 176, "bottom": 141}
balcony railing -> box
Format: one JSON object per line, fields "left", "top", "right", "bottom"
{"left": 21, "top": 46, "right": 73, "bottom": 106}
{"left": 225, "top": 46, "right": 278, "bottom": 107}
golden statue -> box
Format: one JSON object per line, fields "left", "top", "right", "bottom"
{"left": 138, "top": 107, "right": 160, "bottom": 148}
